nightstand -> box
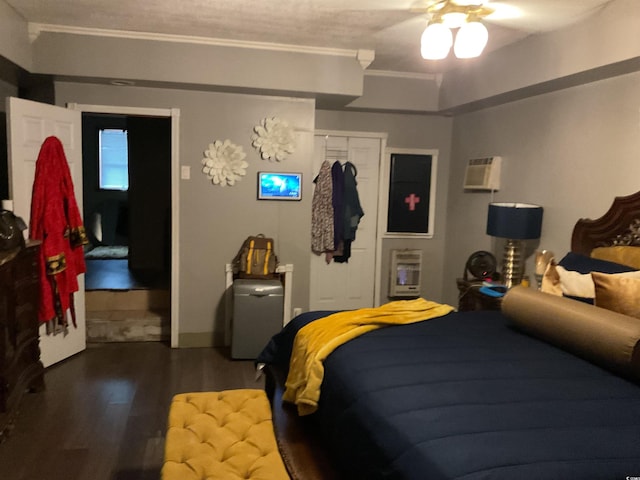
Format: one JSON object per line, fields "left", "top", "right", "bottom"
{"left": 456, "top": 278, "right": 503, "bottom": 312}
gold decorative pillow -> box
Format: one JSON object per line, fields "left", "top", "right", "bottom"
{"left": 591, "top": 246, "right": 640, "bottom": 270}
{"left": 592, "top": 271, "right": 640, "bottom": 319}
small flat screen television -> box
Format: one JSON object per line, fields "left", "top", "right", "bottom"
{"left": 258, "top": 172, "right": 302, "bottom": 201}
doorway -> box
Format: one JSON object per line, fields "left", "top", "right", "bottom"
{"left": 82, "top": 112, "right": 172, "bottom": 342}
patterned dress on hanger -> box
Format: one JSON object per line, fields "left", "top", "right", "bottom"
{"left": 311, "top": 160, "right": 334, "bottom": 256}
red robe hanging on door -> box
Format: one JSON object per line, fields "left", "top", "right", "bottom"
{"left": 29, "top": 136, "right": 88, "bottom": 332}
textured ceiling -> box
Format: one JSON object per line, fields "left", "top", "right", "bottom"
{"left": 5, "top": 0, "right": 614, "bottom": 73}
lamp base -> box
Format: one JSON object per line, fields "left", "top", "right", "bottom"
{"left": 501, "top": 239, "right": 524, "bottom": 289}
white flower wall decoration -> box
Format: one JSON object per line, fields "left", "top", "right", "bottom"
{"left": 201, "top": 139, "right": 248, "bottom": 187}
{"left": 251, "top": 117, "right": 296, "bottom": 161}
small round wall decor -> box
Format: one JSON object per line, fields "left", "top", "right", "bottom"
{"left": 251, "top": 116, "right": 296, "bottom": 162}
{"left": 201, "top": 139, "right": 248, "bottom": 187}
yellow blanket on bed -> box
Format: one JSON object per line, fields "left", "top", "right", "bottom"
{"left": 282, "top": 298, "right": 455, "bottom": 416}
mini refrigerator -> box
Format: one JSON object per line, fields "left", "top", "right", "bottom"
{"left": 232, "top": 279, "right": 283, "bottom": 359}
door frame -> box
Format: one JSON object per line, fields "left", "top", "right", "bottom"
{"left": 68, "top": 103, "right": 181, "bottom": 348}
{"left": 313, "top": 129, "right": 387, "bottom": 307}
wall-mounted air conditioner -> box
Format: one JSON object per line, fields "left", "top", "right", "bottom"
{"left": 463, "top": 156, "right": 502, "bottom": 191}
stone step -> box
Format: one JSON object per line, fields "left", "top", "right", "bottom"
{"left": 86, "top": 289, "right": 170, "bottom": 312}
{"left": 86, "top": 309, "right": 170, "bottom": 343}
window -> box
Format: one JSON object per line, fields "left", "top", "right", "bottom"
{"left": 99, "top": 129, "right": 129, "bottom": 190}
{"left": 382, "top": 148, "right": 438, "bottom": 238}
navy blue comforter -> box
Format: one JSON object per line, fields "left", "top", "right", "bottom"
{"left": 258, "top": 310, "right": 640, "bottom": 480}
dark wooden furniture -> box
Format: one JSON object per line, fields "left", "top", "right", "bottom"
{"left": 456, "top": 278, "right": 503, "bottom": 311}
{"left": 0, "top": 241, "right": 44, "bottom": 441}
{"left": 572, "top": 190, "right": 640, "bottom": 255}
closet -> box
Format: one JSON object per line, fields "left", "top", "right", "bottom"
{"left": 310, "top": 132, "right": 385, "bottom": 311}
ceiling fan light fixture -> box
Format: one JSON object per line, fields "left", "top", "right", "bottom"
{"left": 416, "top": 0, "right": 493, "bottom": 61}
{"left": 421, "top": 22, "right": 453, "bottom": 60}
{"left": 441, "top": 11, "right": 467, "bottom": 29}
{"left": 454, "top": 20, "right": 488, "bottom": 58}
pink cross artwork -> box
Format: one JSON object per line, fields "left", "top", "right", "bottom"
{"left": 404, "top": 193, "right": 420, "bottom": 211}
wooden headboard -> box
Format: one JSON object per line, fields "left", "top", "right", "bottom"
{"left": 571, "top": 190, "right": 640, "bottom": 255}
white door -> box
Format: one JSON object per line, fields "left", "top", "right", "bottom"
{"left": 310, "top": 134, "right": 381, "bottom": 311}
{"left": 7, "top": 96, "right": 85, "bottom": 368}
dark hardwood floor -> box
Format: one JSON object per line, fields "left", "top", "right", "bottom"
{"left": 0, "top": 343, "right": 262, "bottom": 480}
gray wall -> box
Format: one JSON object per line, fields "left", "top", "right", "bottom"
{"left": 56, "top": 82, "right": 315, "bottom": 346}
{"left": 3, "top": 0, "right": 640, "bottom": 341}
{"left": 31, "top": 31, "right": 364, "bottom": 107}
{"left": 0, "top": 0, "right": 31, "bottom": 70}
{"left": 442, "top": 70, "right": 640, "bottom": 306}
{"left": 439, "top": 0, "right": 640, "bottom": 112}
{"left": 315, "top": 110, "right": 453, "bottom": 302}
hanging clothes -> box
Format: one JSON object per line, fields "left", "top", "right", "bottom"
{"left": 326, "top": 161, "right": 345, "bottom": 262}
{"left": 311, "top": 160, "right": 335, "bottom": 257}
{"left": 334, "top": 161, "right": 364, "bottom": 263}
{"left": 29, "top": 136, "right": 88, "bottom": 334}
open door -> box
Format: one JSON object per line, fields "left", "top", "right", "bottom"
{"left": 6, "top": 97, "right": 85, "bottom": 368}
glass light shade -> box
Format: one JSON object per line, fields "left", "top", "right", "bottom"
{"left": 454, "top": 21, "right": 489, "bottom": 58}
{"left": 420, "top": 23, "right": 453, "bottom": 60}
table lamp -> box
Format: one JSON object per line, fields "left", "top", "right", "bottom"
{"left": 486, "top": 203, "right": 543, "bottom": 288}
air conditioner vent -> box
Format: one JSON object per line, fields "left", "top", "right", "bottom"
{"left": 463, "top": 156, "right": 501, "bottom": 191}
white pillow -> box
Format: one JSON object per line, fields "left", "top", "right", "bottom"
{"left": 555, "top": 265, "right": 640, "bottom": 298}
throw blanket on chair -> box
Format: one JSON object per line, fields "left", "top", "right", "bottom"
{"left": 283, "top": 298, "right": 454, "bottom": 415}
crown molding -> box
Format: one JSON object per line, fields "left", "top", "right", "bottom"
{"left": 28, "top": 22, "right": 367, "bottom": 62}
{"left": 365, "top": 69, "right": 442, "bottom": 83}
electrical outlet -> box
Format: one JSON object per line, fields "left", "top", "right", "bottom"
{"left": 293, "top": 307, "right": 302, "bottom": 317}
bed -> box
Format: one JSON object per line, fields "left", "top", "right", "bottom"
{"left": 258, "top": 191, "right": 640, "bottom": 480}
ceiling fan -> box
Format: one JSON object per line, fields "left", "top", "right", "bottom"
{"left": 350, "top": 0, "right": 612, "bottom": 69}
{"left": 409, "top": 0, "right": 496, "bottom": 23}
{"left": 406, "top": 0, "right": 614, "bottom": 32}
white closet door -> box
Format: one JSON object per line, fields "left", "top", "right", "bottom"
{"left": 310, "top": 135, "right": 381, "bottom": 311}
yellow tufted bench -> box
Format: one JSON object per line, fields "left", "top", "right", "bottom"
{"left": 162, "top": 389, "right": 290, "bottom": 480}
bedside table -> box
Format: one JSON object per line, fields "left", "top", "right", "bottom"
{"left": 456, "top": 278, "right": 503, "bottom": 312}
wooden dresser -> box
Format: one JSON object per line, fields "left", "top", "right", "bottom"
{"left": 0, "top": 241, "right": 44, "bottom": 441}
